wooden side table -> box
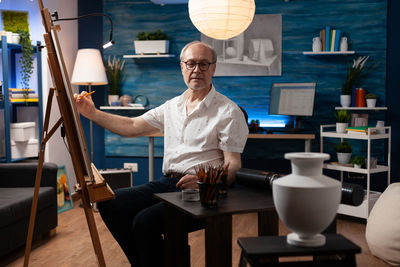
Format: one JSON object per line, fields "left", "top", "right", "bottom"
{"left": 237, "top": 234, "right": 361, "bottom": 267}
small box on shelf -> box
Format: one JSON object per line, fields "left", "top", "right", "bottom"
{"left": 10, "top": 122, "right": 35, "bottom": 142}
{"left": 11, "top": 138, "right": 38, "bottom": 159}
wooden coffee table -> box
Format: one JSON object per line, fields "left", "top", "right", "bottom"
{"left": 154, "top": 186, "right": 278, "bottom": 267}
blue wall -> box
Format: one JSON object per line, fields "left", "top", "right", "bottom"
{"left": 78, "top": 0, "right": 399, "bottom": 187}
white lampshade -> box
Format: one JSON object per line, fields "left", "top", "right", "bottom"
{"left": 188, "top": 0, "right": 256, "bottom": 40}
{"left": 71, "top": 49, "right": 108, "bottom": 85}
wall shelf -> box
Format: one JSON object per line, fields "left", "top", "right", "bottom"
{"left": 123, "top": 54, "right": 175, "bottom": 59}
{"left": 335, "top": 107, "right": 387, "bottom": 111}
{"left": 303, "top": 51, "right": 355, "bottom": 56}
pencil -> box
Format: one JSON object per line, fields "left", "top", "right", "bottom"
{"left": 78, "top": 91, "right": 95, "bottom": 100}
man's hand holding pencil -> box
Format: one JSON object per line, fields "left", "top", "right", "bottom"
{"left": 78, "top": 90, "right": 95, "bottom": 100}
{"left": 74, "top": 91, "right": 96, "bottom": 119}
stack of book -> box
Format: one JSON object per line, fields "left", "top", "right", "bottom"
{"left": 346, "top": 126, "right": 376, "bottom": 135}
{"left": 9, "top": 88, "right": 38, "bottom": 103}
{"left": 320, "top": 26, "right": 342, "bottom": 52}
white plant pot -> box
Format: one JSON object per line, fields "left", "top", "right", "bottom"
{"left": 366, "top": 99, "right": 377, "bottom": 108}
{"left": 340, "top": 95, "right": 351, "bottom": 107}
{"left": 134, "top": 40, "right": 169, "bottom": 54}
{"left": 337, "top": 152, "right": 352, "bottom": 164}
{"left": 11, "top": 33, "right": 20, "bottom": 44}
{"left": 108, "top": 95, "right": 120, "bottom": 106}
{"left": 354, "top": 164, "right": 362, "bottom": 168}
{"left": 336, "top": 122, "right": 348, "bottom": 133}
{"left": 272, "top": 152, "right": 341, "bottom": 247}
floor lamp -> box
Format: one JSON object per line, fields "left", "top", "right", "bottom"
{"left": 71, "top": 49, "right": 108, "bottom": 162}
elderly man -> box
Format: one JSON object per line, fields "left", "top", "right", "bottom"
{"left": 74, "top": 41, "right": 248, "bottom": 266}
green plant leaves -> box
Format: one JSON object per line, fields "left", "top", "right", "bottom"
{"left": 17, "top": 30, "right": 34, "bottom": 102}
{"left": 335, "top": 110, "right": 351, "bottom": 123}
{"left": 2, "top": 11, "right": 29, "bottom": 33}
{"left": 105, "top": 56, "right": 125, "bottom": 95}
{"left": 137, "top": 30, "right": 168, "bottom": 40}
{"left": 335, "top": 141, "right": 352, "bottom": 153}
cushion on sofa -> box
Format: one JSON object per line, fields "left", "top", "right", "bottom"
{"left": 366, "top": 183, "right": 400, "bottom": 266}
{"left": 0, "top": 187, "right": 54, "bottom": 228}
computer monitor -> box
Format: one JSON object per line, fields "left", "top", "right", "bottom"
{"left": 269, "top": 82, "right": 316, "bottom": 129}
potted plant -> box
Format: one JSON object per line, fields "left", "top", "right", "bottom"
{"left": 105, "top": 56, "right": 125, "bottom": 105}
{"left": 350, "top": 155, "right": 365, "bottom": 168}
{"left": 335, "top": 141, "right": 352, "bottom": 164}
{"left": 2, "top": 10, "right": 29, "bottom": 44}
{"left": 365, "top": 93, "right": 377, "bottom": 108}
{"left": 17, "top": 29, "right": 34, "bottom": 102}
{"left": 335, "top": 110, "right": 351, "bottom": 133}
{"left": 134, "top": 30, "right": 169, "bottom": 55}
{"left": 341, "top": 56, "right": 369, "bottom": 107}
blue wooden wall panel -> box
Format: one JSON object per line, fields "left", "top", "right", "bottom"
{"left": 103, "top": 0, "right": 387, "bottom": 158}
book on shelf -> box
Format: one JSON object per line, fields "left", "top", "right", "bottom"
{"left": 10, "top": 98, "right": 38, "bottom": 103}
{"left": 334, "top": 29, "right": 341, "bottom": 51}
{"left": 10, "top": 93, "right": 38, "bottom": 99}
{"left": 330, "top": 29, "right": 336, "bottom": 51}
{"left": 8, "top": 88, "right": 34, "bottom": 92}
{"left": 346, "top": 126, "right": 376, "bottom": 134}
{"left": 127, "top": 103, "right": 146, "bottom": 109}
{"left": 351, "top": 85, "right": 356, "bottom": 106}
{"left": 325, "top": 26, "right": 330, "bottom": 52}
{"left": 320, "top": 28, "right": 326, "bottom": 51}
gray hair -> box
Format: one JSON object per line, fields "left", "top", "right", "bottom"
{"left": 179, "top": 41, "right": 217, "bottom": 62}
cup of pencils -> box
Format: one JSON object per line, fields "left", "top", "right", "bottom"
{"left": 195, "top": 164, "right": 228, "bottom": 208}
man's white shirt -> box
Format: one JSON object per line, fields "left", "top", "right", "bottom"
{"left": 141, "top": 86, "right": 249, "bottom": 175}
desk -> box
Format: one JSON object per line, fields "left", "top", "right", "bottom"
{"left": 154, "top": 186, "right": 278, "bottom": 267}
{"left": 146, "top": 133, "right": 315, "bottom": 181}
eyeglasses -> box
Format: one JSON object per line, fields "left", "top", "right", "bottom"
{"left": 182, "top": 61, "right": 215, "bottom": 71}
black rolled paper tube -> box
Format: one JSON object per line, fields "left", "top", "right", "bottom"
{"left": 235, "top": 168, "right": 364, "bottom": 206}
{"left": 235, "top": 168, "right": 275, "bottom": 189}
{"left": 341, "top": 182, "right": 364, "bottom": 206}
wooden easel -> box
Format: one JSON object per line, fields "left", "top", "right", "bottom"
{"left": 23, "top": 1, "right": 115, "bottom": 266}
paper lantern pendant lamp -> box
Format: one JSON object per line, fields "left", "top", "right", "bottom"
{"left": 188, "top": 0, "right": 256, "bottom": 40}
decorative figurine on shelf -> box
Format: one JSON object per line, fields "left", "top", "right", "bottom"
{"left": 340, "top": 36, "right": 348, "bottom": 52}
{"left": 312, "top": 37, "right": 322, "bottom": 52}
{"left": 249, "top": 119, "right": 259, "bottom": 133}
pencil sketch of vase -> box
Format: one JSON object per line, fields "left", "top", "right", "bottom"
{"left": 202, "top": 14, "right": 282, "bottom": 77}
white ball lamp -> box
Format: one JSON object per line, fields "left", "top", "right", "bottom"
{"left": 188, "top": 0, "right": 256, "bottom": 40}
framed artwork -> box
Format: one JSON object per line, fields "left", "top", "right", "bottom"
{"left": 351, "top": 113, "right": 368, "bottom": 127}
{"left": 57, "top": 165, "right": 73, "bottom": 213}
{"left": 202, "top": 14, "right": 282, "bottom": 76}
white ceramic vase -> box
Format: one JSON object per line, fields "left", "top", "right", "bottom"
{"left": 108, "top": 95, "right": 120, "bottom": 106}
{"left": 336, "top": 122, "right": 348, "bottom": 133}
{"left": 272, "top": 152, "right": 341, "bottom": 247}
{"left": 340, "top": 95, "right": 351, "bottom": 107}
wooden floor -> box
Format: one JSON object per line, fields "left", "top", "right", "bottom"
{"left": 1, "top": 200, "right": 390, "bottom": 267}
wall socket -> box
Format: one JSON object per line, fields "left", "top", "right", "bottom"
{"left": 124, "top": 162, "right": 138, "bottom": 172}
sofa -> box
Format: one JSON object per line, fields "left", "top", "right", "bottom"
{"left": 0, "top": 162, "right": 58, "bottom": 258}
